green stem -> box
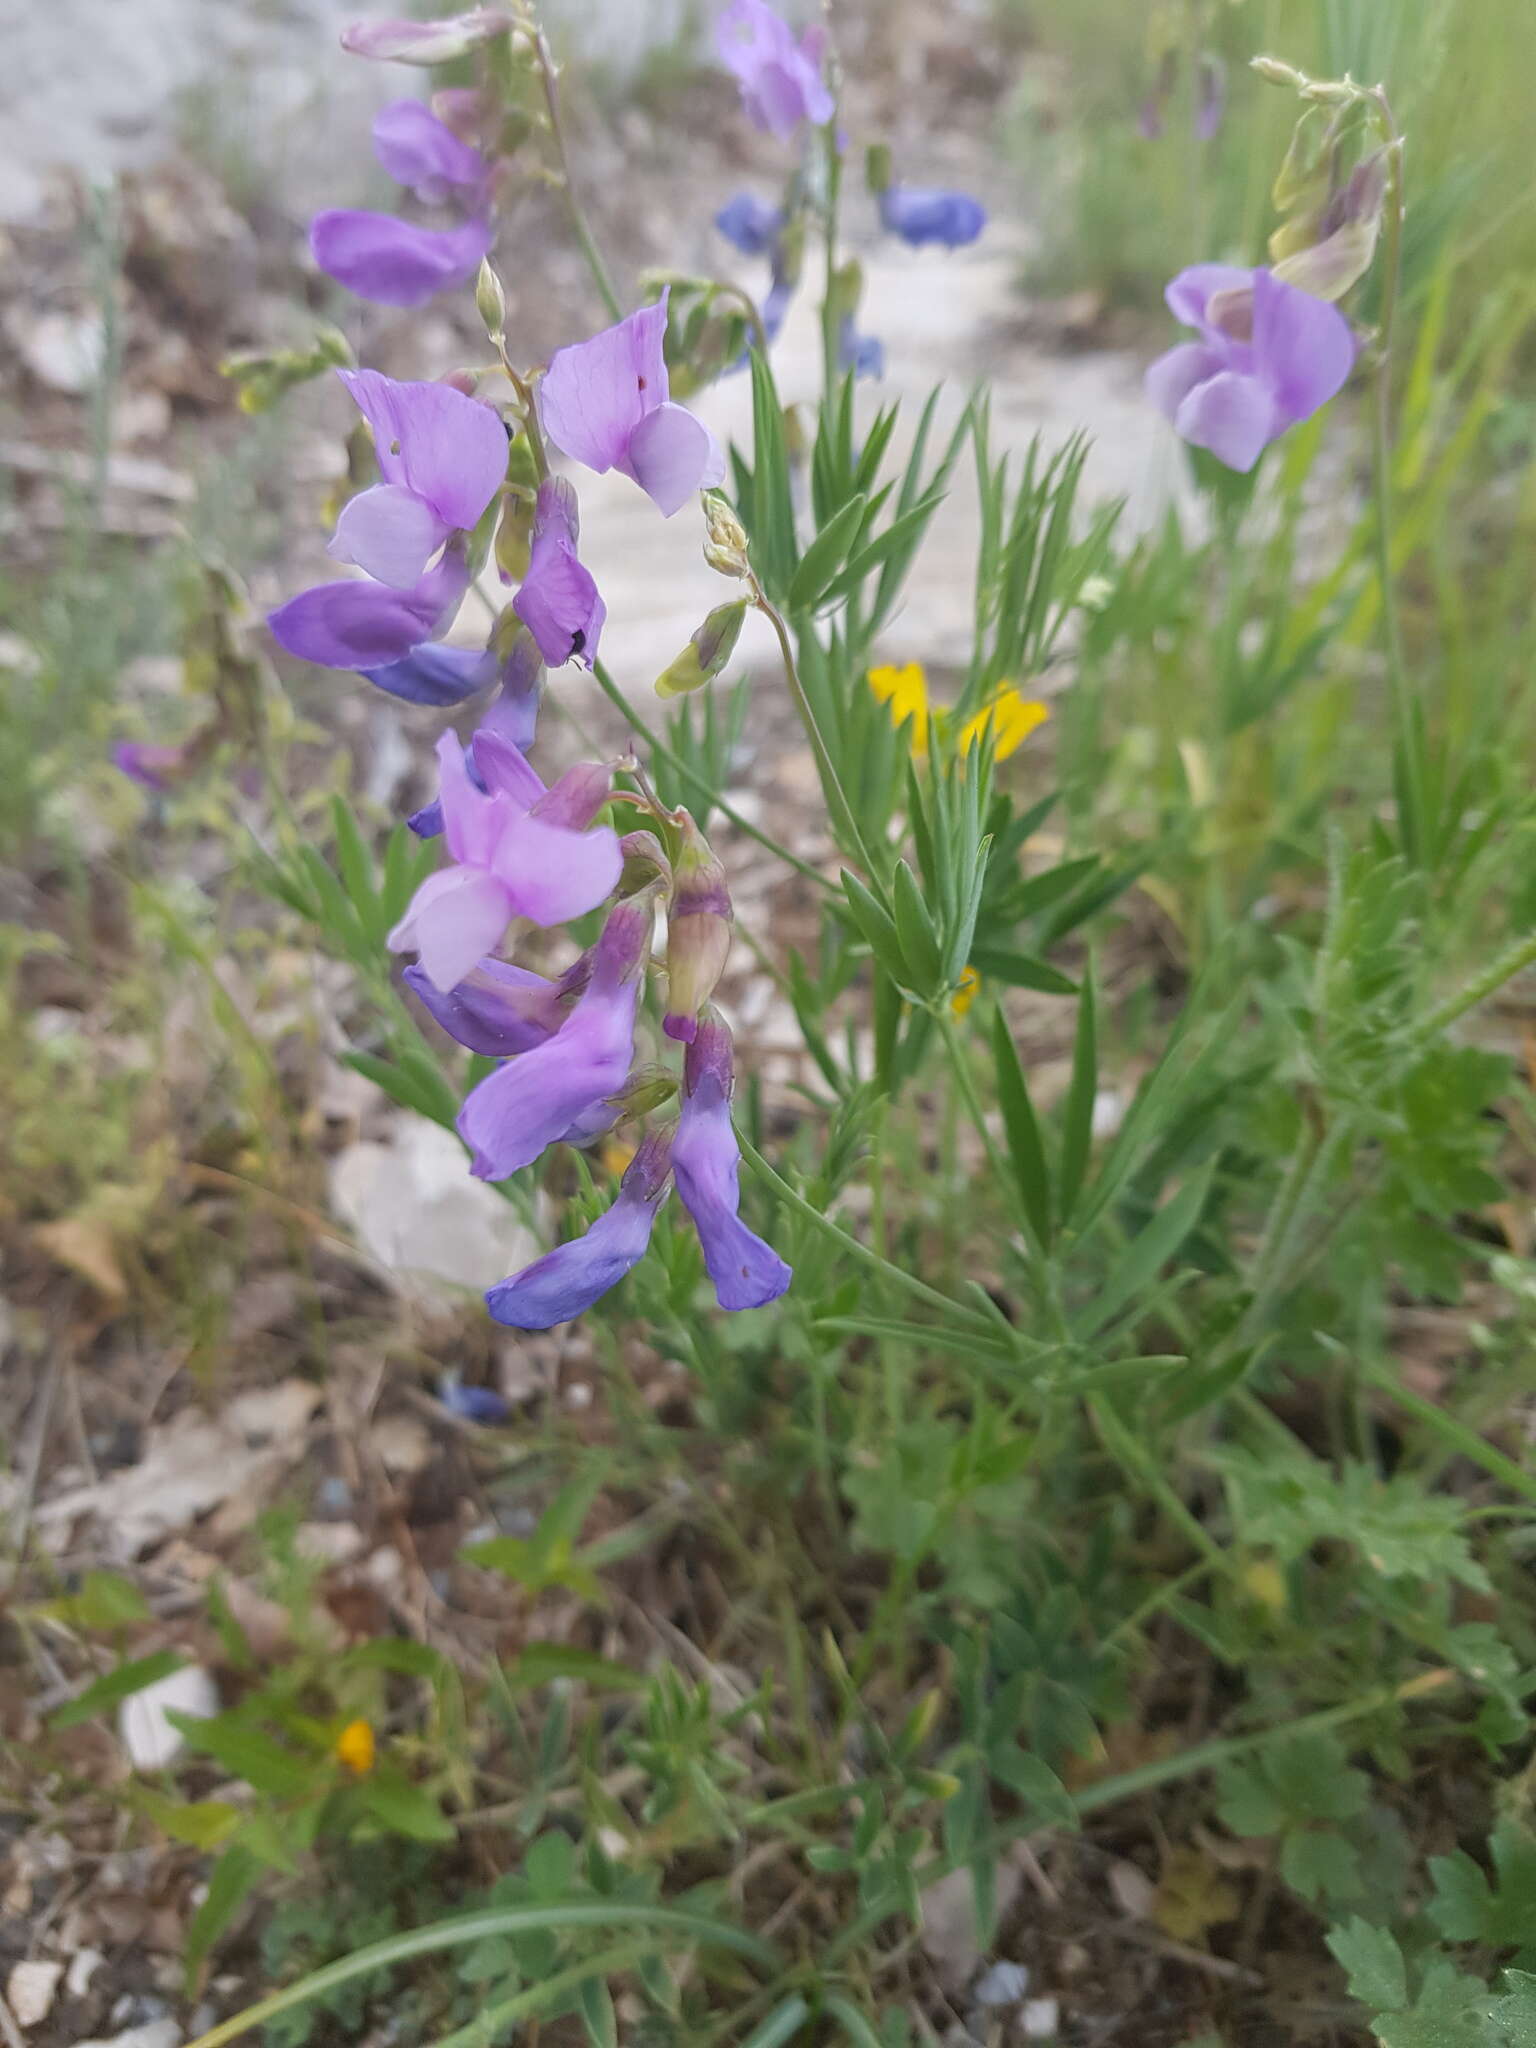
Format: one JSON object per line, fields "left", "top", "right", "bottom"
{"left": 1414, "top": 921, "right": 1536, "bottom": 1042}
{"left": 738, "top": 1138, "right": 1006, "bottom": 1337}
{"left": 819, "top": 120, "right": 844, "bottom": 401}
{"left": 531, "top": 24, "right": 624, "bottom": 323}
{"left": 426, "top": 1944, "right": 652, "bottom": 2048}
{"left": 752, "top": 583, "right": 877, "bottom": 875}
{"left": 1360, "top": 1363, "right": 1536, "bottom": 1508}
{"left": 590, "top": 659, "right": 833, "bottom": 894}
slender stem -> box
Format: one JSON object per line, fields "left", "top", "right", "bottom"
{"left": 1414, "top": 921, "right": 1536, "bottom": 1042}
{"left": 738, "top": 1138, "right": 1006, "bottom": 1336}
{"left": 751, "top": 579, "right": 877, "bottom": 875}
{"left": 1362, "top": 1363, "right": 1536, "bottom": 1508}
{"left": 819, "top": 119, "right": 844, "bottom": 400}
{"left": 590, "top": 658, "right": 834, "bottom": 894}
{"left": 530, "top": 24, "right": 624, "bottom": 323}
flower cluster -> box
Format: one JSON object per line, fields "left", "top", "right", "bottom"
{"left": 255, "top": 6, "right": 798, "bottom": 1332}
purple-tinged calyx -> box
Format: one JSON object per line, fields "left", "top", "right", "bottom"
{"left": 454, "top": 891, "right": 657, "bottom": 1181}
{"left": 511, "top": 476, "right": 606, "bottom": 668}
{"left": 341, "top": 10, "right": 519, "bottom": 65}
{"left": 714, "top": 0, "right": 833, "bottom": 141}
{"left": 538, "top": 293, "right": 726, "bottom": 519}
{"left": 485, "top": 1131, "right": 673, "bottom": 1329}
{"left": 404, "top": 954, "right": 589, "bottom": 1056}
{"left": 387, "top": 729, "right": 621, "bottom": 992}
{"left": 1145, "top": 264, "right": 1355, "bottom": 473}
{"left": 878, "top": 186, "right": 987, "bottom": 250}
{"left": 663, "top": 813, "right": 732, "bottom": 1044}
{"left": 672, "top": 1015, "right": 791, "bottom": 1311}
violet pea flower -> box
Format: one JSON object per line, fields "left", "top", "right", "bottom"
{"left": 1145, "top": 264, "right": 1355, "bottom": 473}
{"left": 326, "top": 368, "right": 509, "bottom": 591}
{"left": 387, "top": 729, "right": 622, "bottom": 992}
{"left": 715, "top": 191, "right": 785, "bottom": 258}
{"left": 715, "top": 0, "right": 833, "bottom": 141}
{"left": 486, "top": 1133, "right": 673, "bottom": 1329}
{"left": 268, "top": 546, "right": 472, "bottom": 679}
{"left": 310, "top": 209, "right": 492, "bottom": 309}
{"left": 114, "top": 740, "right": 191, "bottom": 793}
{"left": 404, "top": 954, "right": 588, "bottom": 1057}
{"left": 341, "top": 9, "right": 515, "bottom": 65}
{"left": 879, "top": 186, "right": 987, "bottom": 251}
{"left": 672, "top": 1015, "right": 791, "bottom": 1312}
{"left": 455, "top": 894, "right": 655, "bottom": 1181}
{"left": 512, "top": 477, "right": 607, "bottom": 668}
{"left": 407, "top": 626, "right": 545, "bottom": 836}
{"left": 372, "top": 100, "right": 489, "bottom": 205}
{"left": 539, "top": 294, "right": 725, "bottom": 518}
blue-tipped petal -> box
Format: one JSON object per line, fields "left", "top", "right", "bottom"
{"left": 363, "top": 640, "right": 497, "bottom": 706}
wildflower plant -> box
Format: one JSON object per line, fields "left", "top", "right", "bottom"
{"left": 80, "top": 0, "right": 1536, "bottom": 2041}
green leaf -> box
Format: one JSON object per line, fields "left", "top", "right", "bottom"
{"left": 1280, "top": 1827, "right": 1362, "bottom": 1906}
{"left": 42, "top": 1569, "right": 150, "bottom": 1630}
{"left": 1430, "top": 1822, "right": 1536, "bottom": 1949}
{"left": 1074, "top": 1163, "right": 1214, "bottom": 1339}
{"left": 1491, "top": 1971, "right": 1536, "bottom": 2047}
{"left": 184, "top": 1846, "right": 261, "bottom": 1988}
{"left": 167, "top": 1712, "right": 317, "bottom": 1800}
{"left": 51, "top": 1649, "right": 186, "bottom": 1729}
{"left": 578, "top": 1977, "right": 618, "bottom": 2048}
{"left": 1327, "top": 1918, "right": 1408, "bottom": 2013}
{"left": 1058, "top": 968, "right": 1097, "bottom": 1227}
{"left": 129, "top": 1790, "right": 243, "bottom": 1851}
{"left": 1216, "top": 1761, "right": 1286, "bottom": 1840}
{"left": 1376, "top": 1959, "right": 1495, "bottom": 2048}
{"left": 788, "top": 492, "right": 870, "bottom": 610}
{"left": 968, "top": 946, "right": 1078, "bottom": 996}
{"left": 839, "top": 871, "right": 910, "bottom": 988}
{"left": 987, "top": 1746, "right": 1077, "bottom": 1825}
{"left": 502, "top": 1645, "right": 638, "bottom": 1693}
{"left": 362, "top": 1768, "right": 456, "bottom": 1844}
{"left": 991, "top": 1007, "right": 1053, "bottom": 1246}
{"left": 344, "top": 1050, "right": 461, "bottom": 1132}
{"left": 891, "top": 860, "right": 944, "bottom": 993}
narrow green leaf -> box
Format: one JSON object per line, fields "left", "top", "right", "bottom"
{"left": 737, "top": 1998, "right": 811, "bottom": 2048}
{"left": 578, "top": 1977, "right": 618, "bottom": 2048}
{"left": 991, "top": 1008, "right": 1053, "bottom": 1246}
{"left": 362, "top": 1768, "right": 456, "bottom": 1844}
{"left": 184, "top": 1847, "right": 261, "bottom": 1987}
{"left": 330, "top": 794, "right": 377, "bottom": 935}
{"left": 821, "top": 492, "right": 947, "bottom": 608}
{"left": 503, "top": 1645, "right": 638, "bottom": 1693}
{"left": 51, "top": 1650, "right": 185, "bottom": 1729}
{"left": 969, "top": 947, "right": 1078, "bottom": 997}
{"left": 788, "top": 492, "right": 870, "bottom": 610}
{"left": 1076, "top": 1165, "right": 1215, "bottom": 1339}
{"left": 1057, "top": 968, "right": 1098, "bottom": 1227}
{"left": 891, "top": 860, "right": 944, "bottom": 992}
{"left": 840, "top": 871, "right": 910, "bottom": 987}
{"left": 344, "top": 1051, "right": 460, "bottom": 1133}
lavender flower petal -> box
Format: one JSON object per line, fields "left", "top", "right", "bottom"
{"left": 624, "top": 401, "right": 725, "bottom": 517}
{"left": 485, "top": 1137, "right": 672, "bottom": 1328}
{"left": 404, "top": 957, "right": 573, "bottom": 1056}
{"left": 310, "top": 209, "right": 492, "bottom": 307}
{"left": 337, "top": 370, "right": 509, "bottom": 534}
{"left": 327, "top": 482, "right": 450, "bottom": 589}
{"left": 388, "top": 863, "right": 511, "bottom": 992}
{"left": 1172, "top": 368, "right": 1277, "bottom": 472}
{"left": 372, "top": 99, "right": 487, "bottom": 203}
{"left": 1251, "top": 266, "right": 1356, "bottom": 424}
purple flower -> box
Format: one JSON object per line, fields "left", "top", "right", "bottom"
{"left": 486, "top": 1133, "right": 672, "bottom": 1328}
{"left": 387, "top": 729, "right": 622, "bottom": 992}
{"left": 1195, "top": 55, "right": 1227, "bottom": 143}
{"left": 838, "top": 317, "right": 884, "bottom": 380}
{"left": 341, "top": 9, "right": 514, "bottom": 64}
{"left": 878, "top": 186, "right": 987, "bottom": 250}
{"left": 455, "top": 895, "right": 654, "bottom": 1181}
{"left": 672, "top": 1017, "right": 791, "bottom": 1311}
{"left": 407, "top": 628, "right": 545, "bottom": 836}
{"left": 372, "top": 100, "right": 489, "bottom": 205}
{"left": 512, "top": 477, "right": 606, "bottom": 667}
{"left": 715, "top": 0, "right": 833, "bottom": 141}
{"left": 539, "top": 295, "right": 725, "bottom": 518}
{"left": 367, "top": 637, "right": 497, "bottom": 708}
{"left": 327, "top": 369, "right": 508, "bottom": 590}
{"left": 1145, "top": 265, "right": 1355, "bottom": 473}
{"left": 114, "top": 740, "right": 191, "bottom": 793}
{"left": 269, "top": 547, "right": 471, "bottom": 675}
{"left": 310, "top": 209, "right": 493, "bottom": 308}
{"left": 715, "top": 192, "right": 785, "bottom": 258}
{"left": 405, "top": 954, "right": 587, "bottom": 1056}
{"left": 439, "top": 1378, "right": 511, "bottom": 1423}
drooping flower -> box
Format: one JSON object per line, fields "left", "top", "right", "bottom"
{"left": 878, "top": 186, "right": 987, "bottom": 250}
{"left": 715, "top": 191, "right": 785, "bottom": 258}
{"left": 672, "top": 1016, "right": 791, "bottom": 1312}
{"left": 663, "top": 814, "right": 732, "bottom": 1043}
{"left": 406, "top": 625, "right": 545, "bottom": 836}
{"left": 512, "top": 477, "right": 606, "bottom": 668}
{"left": 715, "top": 0, "right": 833, "bottom": 141}
{"left": 485, "top": 1132, "right": 672, "bottom": 1329}
{"left": 341, "top": 9, "right": 515, "bottom": 65}
{"left": 538, "top": 295, "right": 725, "bottom": 518}
{"left": 455, "top": 893, "right": 655, "bottom": 1181}
{"left": 310, "top": 209, "right": 493, "bottom": 309}
{"left": 1145, "top": 264, "right": 1355, "bottom": 473}
{"left": 387, "top": 729, "right": 621, "bottom": 992}
{"left": 371, "top": 100, "right": 489, "bottom": 205}
{"left": 404, "top": 954, "right": 588, "bottom": 1056}
{"left": 326, "top": 369, "right": 508, "bottom": 590}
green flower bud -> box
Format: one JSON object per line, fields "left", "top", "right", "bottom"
{"left": 655, "top": 600, "right": 748, "bottom": 699}
{"left": 475, "top": 259, "right": 507, "bottom": 340}
{"left": 703, "top": 494, "right": 751, "bottom": 578}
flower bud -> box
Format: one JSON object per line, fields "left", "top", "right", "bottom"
{"left": 1251, "top": 54, "right": 1306, "bottom": 89}
{"left": 656, "top": 599, "right": 748, "bottom": 699}
{"left": 475, "top": 259, "right": 506, "bottom": 339}
{"left": 664, "top": 814, "right": 732, "bottom": 1044}
{"left": 619, "top": 830, "right": 673, "bottom": 895}
{"left": 612, "top": 1067, "right": 681, "bottom": 1119}
{"left": 341, "top": 9, "right": 521, "bottom": 65}
{"left": 703, "top": 494, "right": 751, "bottom": 579}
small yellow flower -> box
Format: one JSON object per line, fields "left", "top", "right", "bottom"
{"left": 334, "top": 1719, "right": 376, "bottom": 1775}
{"left": 950, "top": 966, "right": 981, "bottom": 1017}
{"left": 867, "top": 662, "right": 930, "bottom": 755}
{"left": 957, "top": 686, "right": 1049, "bottom": 762}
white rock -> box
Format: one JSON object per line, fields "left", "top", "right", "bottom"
{"left": 71, "top": 2022, "right": 182, "bottom": 2048}
{"left": 3, "top": 308, "right": 106, "bottom": 394}
{"left": 973, "top": 1960, "right": 1030, "bottom": 2008}
{"left": 7, "top": 1959, "right": 64, "bottom": 2028}
{"left": 65, "top": 1951, "right": 106, "bottom": 1999}
{"left": 118, "top": 1663, "right": 219, "bottom": 1770}
{"left": 1023, "top": 1997, "right": 1061, "bottom": 2039}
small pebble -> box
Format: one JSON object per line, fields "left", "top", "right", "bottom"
{"left": 973, "top": 1960, "right": 1030, "bottom": 2008}
{"left": 7, "top": 1958, "right": 64, "bottom": 2028}
{"left": 1023, "top": 1997, "right": 1061, "bottom": 2039}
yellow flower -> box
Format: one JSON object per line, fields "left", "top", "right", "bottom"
{"left": 867, "top": 662, "right": 930, "bottom": 755}
{"left": 334, "top": 1719, "right": 376, "bottom": 1775}
{"left": 950, "top": 966, "right": 981, "bottom": 1017}
{"left": 958, "top": 686, "right": 1049, "bottom": 762}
